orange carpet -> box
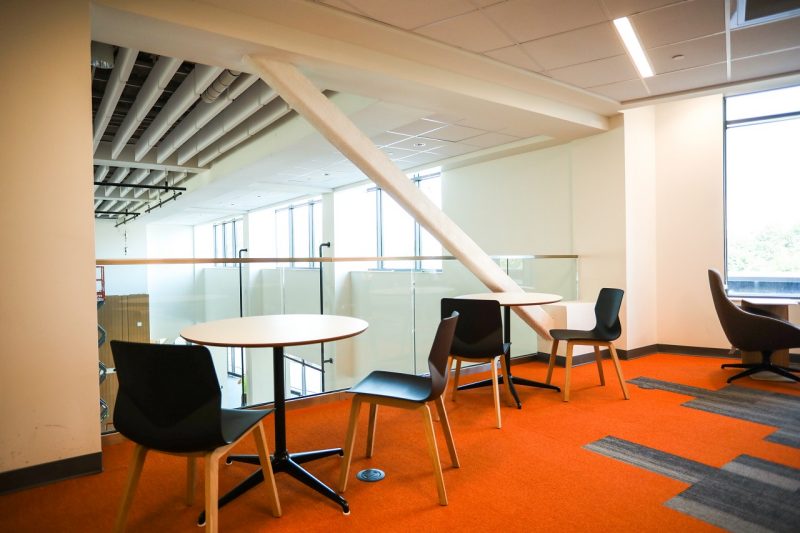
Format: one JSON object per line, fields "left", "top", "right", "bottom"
{"left": 1, "top": 353, "right": 798, "bottom": 532}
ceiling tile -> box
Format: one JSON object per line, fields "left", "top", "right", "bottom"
{"left": 631, "top": 0, "right": 725, "bottom": 49}
{"left": 422, "top": 124, "right": 487, "bottom": 142}
{"left": 388, "top": 136, "right": 444, "bottom": 151}
{"left": 370, "top": 131, "right": 411, "bottom": 146}
{"left": 484, "top": 0, "right": 607, "bottom": 42}
{"left": 320, "top": 0, "right": 364, "bottom": 14}
{"left": 415, "top": 11, "right": 514, "bottom": 52}
{"left": 425, "top": 139, "right": 477, "bottom": 156}
{"left": 731, "top": 15, "right": 800, "bottom": 59}
{"left": 484, "top": 44, "right": 545, "bottom": 71}
{"left": 600, "top": 0, "right": 681, "bottom": 19}
{"left": 586, "top": 78, "right": 649, "bottom": 101}
{"left": 644, "top": 62, "right": 727, "bottom": 95}
{"left": 648, "top": 33, "right": 726, "bottom": 75}
{"left": 460, "top": 131, "right": 521, "bottom": 148}
{"left": 388, "top": 119, "right": 448, "bottom": 136}
{"left": 548, "top": 54, "right": 638, "bottom": 88}
{"left": 731, "top": 47, "right": 800, "bottom": 82}
{"left": 521, "top": 21, "right": 624, "bottom": 70}
{"left": 339, "top": 0, "right": 476, "bottom": 30}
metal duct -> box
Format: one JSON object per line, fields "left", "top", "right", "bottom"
{"left": 93, "top": 48, "right": 137, "bottom": 152}
{"left": 134, "top": 64, "right": 222, "bottom": 162}
{"left": 201, "top": 69, "right": 241, "bottom": 103}
{"left": 155, "top": 74, "right": 259, "bottom": 163}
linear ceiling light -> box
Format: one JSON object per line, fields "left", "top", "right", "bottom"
{"left": 613, "top": 17, "right": 654, "bottom": 78}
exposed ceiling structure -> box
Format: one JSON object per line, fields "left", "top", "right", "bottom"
{"left": 90, "top": 0, "right": 800, "bottom": 226}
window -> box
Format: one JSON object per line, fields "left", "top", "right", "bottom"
{"left": 371, "top": 168, "right": 442, "bottom": 270}
{"left": 227, "top": 347, "right": 244, "bottom": 378}
{"left": 213, "top": 218, "right": 243, "bottom": 267}
{"left": 286, "top": 354, "right": 322, "bottom": 397}
{"left": 275, "top": 198, "right": 322, "bottom": 267}
{"left": 725, "top": 85, "right": 800, "bottom": 297}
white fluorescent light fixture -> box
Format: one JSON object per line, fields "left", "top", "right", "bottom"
{"left": 613, "top": 17, "right": 654, "bottom": 78}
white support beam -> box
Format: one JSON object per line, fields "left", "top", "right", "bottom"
{"left": 94, "top": 142, "right": 207, "bottom": 173}
{"left": 245, "top": 56, "right": 554, "bottom": 338}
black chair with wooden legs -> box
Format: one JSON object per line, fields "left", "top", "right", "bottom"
{"left": 708, "top": 269, "right": 800, "bottom": 383}
{"left": 338, "top": 313, "right": 460, "bottom": 505}
{"left": 110, "top": 341, "right": 281, "bottom": 533}
{"left": 546, "top": 288, "right": 630, "bottom": 402}
{"left": 441, "top": 298, "right": 514, "bottom": 428}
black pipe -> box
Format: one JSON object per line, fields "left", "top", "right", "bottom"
{"left": 238, "top": 248, "right": 248, "bottom": 406}
{"left": 318, "top": 242, "right": 331, "bottom": 391}
{"left": 93, "top": 181, "right": 187, "bottom": 191}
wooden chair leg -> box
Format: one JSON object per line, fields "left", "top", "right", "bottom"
{"left": 450, "top": 359, "right": 462, "bottom": 401}
{"left": 498, "top": 354, "right": 515, "bottom": 406}
{"left": 490, "top": 357, "right": 502, "bottom": 429}
{"left": 564, "top": 342, "right": 573, "bottom": 402}
{"left": 546, "top": 340, "right": 559, "bottom": 384}
{"left": 204, "top": 452, "right": 219, "bottom": 533}
{"left": 253, "top": 422, "right": 281, "bottom": 517}
{"left": 608, "top": 343, "right": 630, "bottom": 400}
{"left": 594, "top": 345, "right": 605, "bottom": 385}
{"left": 338, "top": 397, "right": 362, "bottom": 492}
{"left": 186, "top": 456, "right": 197, "bottom": 506}
{"left": 114, "top": 444, "right": 148, "bottom": 533}
{"left": 420, "top": 404, "right": 447, "bottom": 506}
{"left": 366, "top": 403, "right": 378, "bottom": 457}
{"left": 434, "top": 396, "right": 459, "bottom": 467}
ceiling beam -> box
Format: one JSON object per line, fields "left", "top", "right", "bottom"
{"left": 94, "top": 142, "right": 207, "bottom": 173}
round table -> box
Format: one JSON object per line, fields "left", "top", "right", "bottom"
{"left": 457, "top": 292, "right": 563, "bottom": 407}
{"left": 181, "top": 314, "right": 368, "bottom": 515}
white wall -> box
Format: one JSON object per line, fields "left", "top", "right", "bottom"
{"left": 95, "top": 219, "right": 148, "bottom": 295}
{"left": 622, "top": 108, "right": 659, "bottom": 350}
{"left": 654, "top": 94, "right": 727, "bottom": 348}
{"left": 0, "top": 0, "right": 100, "bottom": 473}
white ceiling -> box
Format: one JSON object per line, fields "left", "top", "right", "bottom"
{"left": 90, "top": 0, "right": 800, "bottom": 227}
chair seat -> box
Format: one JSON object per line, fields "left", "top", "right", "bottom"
{"left": 551, "top": 328, "right": 609, "bottom": 342}
{"left": 221, "top": 408, "right": 273, "bottom": 445}
{"left": 349, "top": 370, "right": 433, "bottom": 403}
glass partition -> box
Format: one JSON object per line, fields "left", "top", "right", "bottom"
{"left": 96, "top": 255, "right": 577, "bottom": 434}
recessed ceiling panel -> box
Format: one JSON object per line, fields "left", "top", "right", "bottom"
{"left": 645, "top": 62, "right": 728, "bottom": 94}
{"left": 483, "top": 0, "right": 607, "bottom": 43}
{"left": 329, "top": 0, "right": 475, "bottom": 30}
{"left": 415, "top": 11, "right": 514, "bottom": 52}
{"left": 521, "top": 22, "right": 625, "bottom": 71}
{"left": 631, "top": 0, "right": 725, "bottom": 49}
{"left": 648, "top": 33, "right": 727, "bottom": 75}
{"left": 548, "top": 54, "right": 638, "bottom": 88}
{"left": 730, "top": 15, "right": 800, "bottom": 58}
{"left": 588, "top": 78, "right": 649, "bottom": 102}
{"left": 484, "top": 44, "right": 545, "bottom": 72}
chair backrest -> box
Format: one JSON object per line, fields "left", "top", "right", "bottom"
{"left": 426, "top": 312, "right": 459, "bottom": 401}
{"left": 592, "top": 288, "right": 624, "bottom": 341}
{"left": 441, "top": 298, "right": 504, "bottom": 357}
{"left": 111, "top": 340, "right": 226, "bottom": 453}
{"left": 707, "top": 269, "right": 800, "bottom": 352}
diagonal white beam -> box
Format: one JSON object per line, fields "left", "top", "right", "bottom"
{"left": 245, "top": 56, "right": 554, "bottom": 338}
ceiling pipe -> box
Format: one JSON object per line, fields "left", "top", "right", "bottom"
{"left": 134, "top": 64, "right": 222, "bottom": 162}
{"left": 177, "top": 83, "right": 277, "bottom": 164}
{"left": 111, "top": 56, "right": 182, "bottom": 159}
{"left": 156, "top": 74, "right": 259, "bottom": 163}
{"left": 197, "top": 100, "right": 291, "bottom": 166}
{"left": 201, "top": 69, "right": 241, "bottom": 103}
{"left": 93, "top": 47, "right": 137, "bottom": 152}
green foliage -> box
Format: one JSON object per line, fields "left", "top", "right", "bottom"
{"left": 729, "top": 224, "right": 800, "bottom": 274}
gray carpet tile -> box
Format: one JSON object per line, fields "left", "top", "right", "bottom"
{"left": 629, "top": 377, "right": 800, "bottom": 448}
{"left": 723, "top": 455, "right": 800, "bottom": 492}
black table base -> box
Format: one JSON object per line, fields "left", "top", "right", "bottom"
{"left": 197, "top": 345, "right": 348, "bottom": 526}
{"left": 457, "top": 306, "right": 560, "bottom": 408}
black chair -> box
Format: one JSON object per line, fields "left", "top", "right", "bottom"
{"left": 441, "top": 298, "right": 514, "bottom": 428}
{"left": 708, "top": 269, "right": 800, "bottom": 383}
{"left": 546, "top": 288, "right": 630, "bottom": 402}
{"left": 110, "top": 341, "right": 281, "bottom": 533}
{"left": 338, "top": 313, "right": 460, "bottom": 506}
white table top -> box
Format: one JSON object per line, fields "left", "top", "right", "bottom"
{"left": 457, "top": 291, "right": 563, "bottom": 307}
{"left": 180, "top": 314, "right": 368, "bottom": 348}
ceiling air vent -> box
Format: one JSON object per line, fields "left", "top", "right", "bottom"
{"left": 730, "top": 0, "right": 800, "bottom": 28}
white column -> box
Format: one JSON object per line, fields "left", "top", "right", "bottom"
{"left": 244, "top": 56, "right": 554, "bottom": 337}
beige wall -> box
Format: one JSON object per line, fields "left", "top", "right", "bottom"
{"left": 654, "top": 94, "right": 727, "bottom": 348}
{"left": 0, "top": 0, "right": 100, "bottom": 473}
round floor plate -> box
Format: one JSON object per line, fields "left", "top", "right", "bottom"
{"left": 356, "top": 468, "right": 385, "bottom": 482}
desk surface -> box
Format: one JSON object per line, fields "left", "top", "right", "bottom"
{"left": 741, "top": 298, "right": 799, "bottom": 307}
{"left": 180, "top": 314, "right": 368, "bottom": 348}
{"left": 457, "top": 291, "right": 563, "bottom": 307}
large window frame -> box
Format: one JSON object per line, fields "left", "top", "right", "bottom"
{"left": 724, "top": 84, "right": 800, "bottom": 297}
{"left": 275, "top": 198, "right": 322, "bottom": 268}
{"left": 369, "top": 169, "right": 442, "bottom": 271}
{"left": 213, "top": 218, "right": 243, "bottom": 267}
